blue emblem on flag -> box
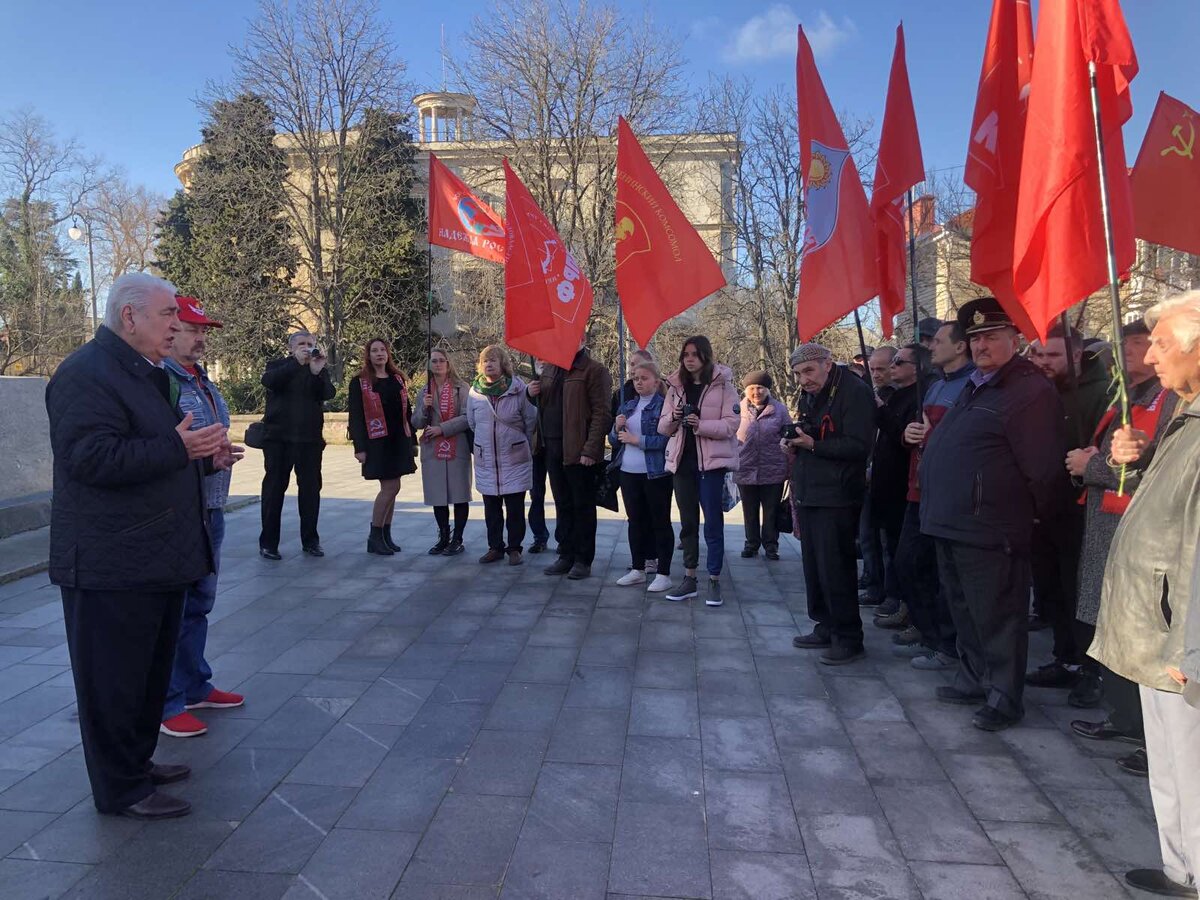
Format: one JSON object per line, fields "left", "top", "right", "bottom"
{"left": 802, "top": 139, "right": 849, "bottom": 256}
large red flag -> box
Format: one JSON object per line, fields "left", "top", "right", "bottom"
{"left": 1013, "top": 0, "right": 1138, "bottom": 341}
{"left": 502, "top": 160, "right": 592, "bottom": 370}
{"left": 427, "top": 153, "right": 505, "bottom": 264}
{"left": 1131, "top": 92, "right": 1200, "bottom": 256}
{"left": 964, "top": 0, "right": 1038, "bottom": 338}
{"left": 870, "top": 24, "right": 925, "bottom": 339}
{"left": 796, "top": 25, "right": 878, "bottom": 341}
{"left": 615, "top": 117, "right": 727, "bottom": 347}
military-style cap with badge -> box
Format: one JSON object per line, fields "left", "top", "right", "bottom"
{"left": 957, "top": 297, "right": 1015, "bottom": 335}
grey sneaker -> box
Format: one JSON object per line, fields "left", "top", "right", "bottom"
{"left": 705, "top": 579, "right": 723, "bottom": 607}
{"left": 665, "top": 576, "right": 698, "bottom": 601}
{"left": 911, "top": 650, "right": 957, "bottom": 671}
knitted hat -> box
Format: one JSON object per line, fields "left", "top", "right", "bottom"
{"left": 742, "top": 370, "right": 773, "bottom": 390}
{"left": 789, "top": 343, "right": 832, "bottom": 367}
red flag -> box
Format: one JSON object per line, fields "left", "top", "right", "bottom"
{"left": 502, "top": 160, "right": 592, "bottom": 369}
{"left": 870, "top": 24, "right": 925, "bottom": 339}
{"left": 615, "top": 117, "right": 726, "bottom": 348}
{"left": 1131, "top": 92, "right": 1200, "bottom": 256}
{"left": 964, "top": 0, "right": 1037, "bottom": 339}
{"left": 427, "top": 153, "right": 505, "bottom": 264}
{"left": 795, "top": 25, "right": 878, "bottom": 341}
{"left": 1013, "top": 0, "right": 1138, "bottom": 341}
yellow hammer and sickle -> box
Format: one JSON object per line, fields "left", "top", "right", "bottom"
{"left": 1161, "top": 119, "right": 1195, "bottom": 160}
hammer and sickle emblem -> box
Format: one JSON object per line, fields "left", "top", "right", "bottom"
{"left": 1162, "top": 118, "right": 1196, "bottom": 160}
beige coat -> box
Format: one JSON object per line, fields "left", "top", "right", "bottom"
{"left": 412, "top": 380, "right": 473, "bottom": 506}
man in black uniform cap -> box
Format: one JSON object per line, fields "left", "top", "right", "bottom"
{"left": 919, "top": 298, "right": 1069, "bottom": 730}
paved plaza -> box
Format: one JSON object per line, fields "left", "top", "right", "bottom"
{"left": 0, "top": 451, "right": 1165, "bottom": 898}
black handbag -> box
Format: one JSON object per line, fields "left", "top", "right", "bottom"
{"left": 595, "top": 459, "right": 620, "bottom": 512}
{"left": 244, "top": 421, "right": 266, "bottom": 449}
{"left": 775, "top": 482, "right": 795, "bottom": 535}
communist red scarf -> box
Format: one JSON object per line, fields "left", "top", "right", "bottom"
{"left": 360, "top": 373, "right": 411, "bottom": 441}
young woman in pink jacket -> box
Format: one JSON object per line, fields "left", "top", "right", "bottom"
{"left": 658, "top": 335, "right": 740, "bottom": 606}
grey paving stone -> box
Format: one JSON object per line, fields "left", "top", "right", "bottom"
{"left": 740, "top": 604, "right": 797, "bottom": 628}
{"left": 178, "top": 747, "right": 308, "bottom": 822}
{"left": 633, "top": 650, "right": 696, "bottom": 690}
{"left": 285, "top": 721, "right": 399, "bottom": 787}
{"left": 709, "top": 849, "right": 817, "bottom": 900}
{"left": 347, "top": 624, "right": 421, "bottom": 659}
{"left": 521, "top": 762, "right": 620, "bottom": 843}
{"left": 698, "top": 672, "right": 767, "bottom": 718}
{"left": 0, "top": 748, "right": 93, "bottom": 812}
{"left": 419, "top": 616, "right": 484, "bottom": 646}
{"left": 346, "top": 677, "right": 437, "bottom": 726}
{"left": 983, "top": 820, "right": 1131, "bottom": 899}
{"left": 526, "top": 616, "right": 588, "bottom": 648}
{"left": 908, "top": 862, "right": 1027, "bottom": 900}
{"left": 999, "top": 727, "right": 1121, "bottom": 792}
{"left": 564, "top": 665, "right": 634, "bottom": 710}
{"left": 174, "top": 869, "right": 295, "bottom": 900}
{"left": 390, "top": 703, "right": 488, "bottom": 760}
{"left": 702, "top": 717, "right": 783, "bottom": 773}
{"left": 508, "top": 646, "right": 579, "bottom": 685}
{"left": 692, "top": 611, "right": 748, "bottom": 640}
{"left": 753, "top": 657, "right": 828, "bottom": 698}
{"left": 805, "top": 854, "right": 923, "bottom": 900}
{"left": 240, "top": 695, "right": 343, "bottom": 750}
{"left": 262, "top": 639, "right": 353, "bottom": 675}
{"left": 609, "top": 800, "right": 711, "bottom": 899}
{"left": 483, "top": 682, "right": 566, "bottom": 733}
{"left": 454, "top": 730, "right": 548, "bottom": 796}
{"left": 403, "top": 793, "right": 526, "bottom": 886}
{"left": 430, "top": 661, "right": 513, "bottom": 705}
{"left": 578, "top": 632, "right": 639, "bottom": 668}
{"left": 638, "top": 621, "right": 693, "bottom": 653}
{"left": 706, "top": 772, "right": 803, "bottom": 853}
{"left": 1042, "top": 786, "right": 1163, "bottom": 871}
{"left": 9, "top": 805, "right": 139, "bottom": 864}
{"left": 222, "top": 672, "right": 314, "bottom": 721}
{"left": 620, "top": 735, "right": 703, "bottom": 806}
{"left": 903, "top": 699, "right": 1011, "bottom": 753}
{"left": 0, "top": 684, "right": 77, "bottom": 742}
{"left": 284, "top": 827, "right": 419, "bottom": 900}
{"left": 823, "top": 675, "right": 907, "bottom": 723}
{"left": 204, "top": 783, "right": 357, "bottom": 874}
{"left": 694, "top": 638, "right": 754, "bottom": 674}
{"left": 384, "top": 644, "right": 463, "bottom": 680}
{"left": 338, "top": 753, "right": 458, "bottom": 831}
{"left": 797, "top": 813, "right": 905, "bottom": 867}
{"left": 0, "top": 857, "right": 92, "bottom": 900}
{"left": 874, "top": 782, "right": 1002, "bottom": 864}
{"left": 0, "top": 664, "right": 69, "bottom": 704}
{"left": 392, "top": 882, "right": 498, "bottom": 899}
{"left": 628, "top": 688, "right": 700, "bottom": 740}
{"left": 587, "top": 608, "right": 643, "bottom": 635}
{"left": 501, "top": 836, "right": 610, "bottom": 900}
{"left": 545, "top": 707, "right": 628, "bottom": 765}
{"left": 780, "top": 748, "right": 882, "bottom": 817}
{"left": 0, "top": 808, "right": 59, "bottom": 856}
{"left": 843, "top": 720, "right": 948, "bottom": 784}
{"left": 766, "top": 695, "right": 849, "bottom": 753}
{"left": 745, "top": 626, "right": 802, "bottom": 657}
{"left": 459, "top": 632, "right": 527, "bottom": 663}
{"left": 939, "top": 752, "right": 1063, "bottom": 824}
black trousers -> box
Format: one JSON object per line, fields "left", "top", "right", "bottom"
{"left": 798, "top": 505, "right": 864, "bottom": 649}
{"left": 528, "top": 450, "right": 560, "bottom": 546}
{"left": 897, "top": 502, "right": 956, "bottom": 655}
{"left": 1031, "top": 508, "right": 1085, "bottom": 664}
{"left": 483, "top": 492, "right": 527, "bottom": 552}
{"left": 619, "top": 470, "right": 674, "bottom": 576}
{"left": 740, "top": 482, "right": 785, "bottom": 553}
{"left": 61, "top": 586, "right": 185, "bottom": 813}
{"left": 260, "top": 440, "right": 324, "bottom": 550}
{"left": 433, "top": 503, "right": 470, "bottom": 540}
{"left": 873, "top": 496, "right": 905, "bottom": 603}
{"left": 936, "top": 539, "right": 1031, "bottom": 719}
{"left": 545, "top": 440, "right": 598, "bottom": 565}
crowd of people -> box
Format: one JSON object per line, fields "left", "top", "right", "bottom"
{"left": 42, "top": 271, "right": 1200, "bottom": 898}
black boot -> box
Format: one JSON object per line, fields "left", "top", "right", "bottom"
{"left": 428, "top": 526, "right": 450, "bottom": 555}
{"left": 444, "top": 536, "right": 465, "bottom": 555}
{"left": 382, "top": 524, "right": 401, "bottom": 553}
{"left": 367, "top": 526, "right": 394, "bottom": 555}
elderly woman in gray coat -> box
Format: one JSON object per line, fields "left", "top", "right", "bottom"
{"left": 467, "top": 345, "right": 537, "bottom": 566}
{"left": 1090, "top": 290, "right": 1200, "bottom": 899}
{"left": 413, "top": 348, "right": 473, "bottom": 556}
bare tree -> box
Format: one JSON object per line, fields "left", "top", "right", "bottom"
{"left": 85, "top": 176, "right": 164, "bottom": 288}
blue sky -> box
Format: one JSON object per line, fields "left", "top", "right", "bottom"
{"left": 3, "top": 0, "right": 1196, "bottom": 200}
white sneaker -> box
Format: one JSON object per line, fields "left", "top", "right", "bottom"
{"left": 616, "top": 569, "right": 646, "bottom": 586}
{"left": 645, "top": 559, "right": 658, "bottom": 575}
{"left": 647, "top": 574, "right": 673, "bottom": 592}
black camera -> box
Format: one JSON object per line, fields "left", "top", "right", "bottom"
{"left": 310, "top": 345, "right": 325, "bottom": 360}
{"left": 680, "top": 403, "right": 697, "bottom": 420}
{"left": 781, "top": 416, "right": 818, "bottom": 441}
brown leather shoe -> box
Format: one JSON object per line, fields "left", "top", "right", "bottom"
{"left": 507, "top": 550, "right": 523, "bottom": 566}
{"left": 149, "top": 763, "right": 191, "bottom": 785}
{"left": 120, "top": 791, "right": 191, "bottom": 820}
{"left": 478, "top": 548, "right": 504, "bottom": 564}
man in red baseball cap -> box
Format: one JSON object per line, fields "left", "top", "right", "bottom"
{"left": 161, "top": 296, "right": 246, "bottom": 739}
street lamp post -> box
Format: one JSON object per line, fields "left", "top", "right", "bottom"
{"left": 68, "top": 218, "right": 98, "bottom": 335}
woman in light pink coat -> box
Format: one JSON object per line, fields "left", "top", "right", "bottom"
{"left": 658, "top": 335, "right": 739, "bottom": 607}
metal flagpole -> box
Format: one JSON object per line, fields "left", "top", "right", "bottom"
{"left": 617, "top": 303, "right": 627, "bottom": 387}
{"left": 906, "top": 189, "right": 925, "bottom": 406}
{"left": 1087, "top": 60, "right": 1130, "bottom": 426}
{"left": 852, "top": 308, "right": 869, "bottom": 365}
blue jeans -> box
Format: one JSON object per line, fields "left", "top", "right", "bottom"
{"left": 164, "top": 507, "right": 224, "bottom": 718}
{"left": 674, "top": 468, "right": 726, "bottom": 577}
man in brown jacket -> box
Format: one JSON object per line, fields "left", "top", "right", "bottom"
{"left": 529, "top": 342, "right": 613, "bottom": 579}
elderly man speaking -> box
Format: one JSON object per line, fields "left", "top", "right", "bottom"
{"left": 46, "top": 273, "right": 233, "bottom": 820}
{"left": 1092, "top": 290, "right": 1200, "bottom": 899}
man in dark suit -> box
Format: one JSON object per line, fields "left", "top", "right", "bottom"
{"left": 46, "top": 273, "right": 232, "bottom": 819}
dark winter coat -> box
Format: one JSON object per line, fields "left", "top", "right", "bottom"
{"left": 918, "top": 355, "right": 1070, "bottom": 553}
{"left": 347, "top": 374, "right": 417, "bottom": 481}
{"left": 533, "top": 349, "right": 613, "bottom": 465}
{"left": 735, "top": 397, "right": 790, "bottom": 486}
{"left": 870, "top": 381, "right": 920, "bottom": 511}
{"left": 789, "top": 364, "right": 877, "bottom": 508}
{"left": 45, "top": 326, "right": 212, "bottom": 591}
{"left": 260, "top": 357, "right": 336, "bottom": 443}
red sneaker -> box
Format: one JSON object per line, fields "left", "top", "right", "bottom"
{"left": 160, "top": 712, "right": 208, "bottom": 738}
{"left": 186, "top": 688, "right": 245, "bottom": 710}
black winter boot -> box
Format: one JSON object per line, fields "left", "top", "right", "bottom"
{"left": 367, "top": 526, "right": 395, "bottom": 555}
{"left": 428, "top": 526, "right": 451, "bottom": 555}
{"left": 382, "top": 524, "right": 401, "bottom": 553}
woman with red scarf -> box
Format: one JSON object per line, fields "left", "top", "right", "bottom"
{"left": 348, "top": 338, "right": 416, "bottom": 555}
{"left": 413, "top": 348, "right": 473, "bottom": 555}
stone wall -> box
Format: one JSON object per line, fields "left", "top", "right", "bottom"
{"left": 0, "top": 376, "right": 53, "bottom": 537}
{"left": 228, "top": 413, "right": 351, "bottom": 446}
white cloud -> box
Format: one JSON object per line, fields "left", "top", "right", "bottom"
{"left": 722, "top": 6, "right": 856, "bottom": 64}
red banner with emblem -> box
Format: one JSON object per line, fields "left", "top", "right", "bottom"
{"left": 428, "top": 153, "right": 505, "bottom": 264}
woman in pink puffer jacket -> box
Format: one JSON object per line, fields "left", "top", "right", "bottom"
{"left": 658, "top": 335, "right": 739, "bottom": 607}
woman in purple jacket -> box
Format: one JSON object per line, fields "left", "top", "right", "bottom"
{"left": 735, "top": 371, "right": 791, "bottom": 560}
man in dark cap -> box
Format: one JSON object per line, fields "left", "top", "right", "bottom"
{"left": 919, "top": 298, "right": 1070, "bottom": 730}
{"left": 917, "top": 317, "right": 943, "bottom": 350}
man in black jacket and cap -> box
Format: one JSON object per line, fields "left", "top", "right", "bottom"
{"left": 919, "top": 297, "right": 1070, "bottom": 731}
{"left": 46, "top": 272, "right": 234, "bottom": 819}
{"left": 785, "top": 343, "right": 877, "bottom": 666}
{"left": 258, "top": 331, "right": 336, "bottom": 559}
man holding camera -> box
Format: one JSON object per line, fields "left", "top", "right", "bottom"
{"left": 258, "top": 331, "right": 336, "bottom": 559}
{"left": 784, "top": 343, "right": 877, "bottom": 666}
